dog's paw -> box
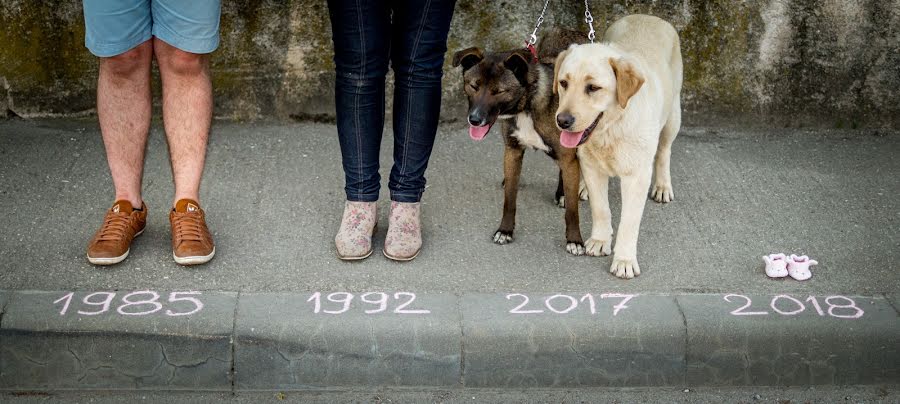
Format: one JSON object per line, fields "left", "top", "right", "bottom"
{"left": 556, "top": 195, "right": 566, "bottom": 208}
{"left": 651, "top": 183, "right": 674, "bottom": 203}
{"left": 610, "top": 256, "right": 641, "bottom": 279}
{"left": 585, "top": 238, "right": 612, "bottom": 257}
{"left": 566, "top": 242, "right": 585, "bottom": 256}
{"left": 493, "top": 230, "right": 514, "bottom": 245}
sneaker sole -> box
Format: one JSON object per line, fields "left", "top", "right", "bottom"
{"left": 87, "top": 228, "right": 144, "bottom": 266}
{"left": 382, "top": 248, "right": 420, "bottom": 262}
{"left": 173, "top": 247, "right": 216, "bottom": 266}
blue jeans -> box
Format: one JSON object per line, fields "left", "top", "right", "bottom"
{"left": 327, "top": 0, "right": 456, "bottom": 203}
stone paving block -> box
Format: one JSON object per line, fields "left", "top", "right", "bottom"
{"left": 678, "top": 294, "right": 900, "bottom": 386}
{"left": 0, "top": 290, "right": 236, "bottom": 390}
{"left": 235, "top": 292, "right": 460, "bottom": 389}
{"left": 461, "top": 293, "right": 685, "bottom": 387}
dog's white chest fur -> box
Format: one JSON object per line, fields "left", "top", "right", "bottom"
{"left": 511, "top": 113, "right": 550, "bottom": 152}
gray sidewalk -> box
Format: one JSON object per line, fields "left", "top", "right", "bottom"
{"left": 0, "top": 119, "right": 897, "bottom": 294}
{"left": 0, "top": 118, "right": 898, "bottom": 391}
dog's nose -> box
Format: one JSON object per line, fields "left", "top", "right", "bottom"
{"left": 468, "top": 110, "right": 486, "bottom": 126}
{"left": 556, "top": 113, "right": 575, "bottom": 129}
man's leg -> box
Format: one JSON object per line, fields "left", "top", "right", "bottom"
{"left": 83, "top": 0, "right": 154, "bottom": 265}
{"left": 152, "top": 39, "right": 211, "bottom": 207}
{"left": 97, "top": 41, "right": 153, "bottom": 207}
{"left": 154, "top": 39, "right": 217, "bottom": 266}
{"left": 148, "top": 0, "right": 220, "bottom": 265}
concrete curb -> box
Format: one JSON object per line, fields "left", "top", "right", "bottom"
{"left": 0, "top": 290, "right": 897, "bottom": 391}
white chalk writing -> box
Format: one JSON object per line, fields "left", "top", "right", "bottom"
{"left": 306, "top": 292, "right": 431, "bottom": 315}
{"left": 54, "top": 291, "right": 204, "bottom": 317}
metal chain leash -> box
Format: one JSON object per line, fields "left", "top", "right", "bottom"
{"left": 528, "top": 0, "right": 552, "bottom": 45}
{"left": 584, "top": 0, "right": 596, "bottom": 43}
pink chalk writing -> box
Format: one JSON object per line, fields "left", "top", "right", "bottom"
{"left": 723, "top": 294, "right": 864, "bottom": 319}
{"left": 53, "top": 291, "right": 204, "bottom": 317}
{"left": 506, "top": 293, "right": 636, "bottom": 316}
{"left": 724, "top": 294, "right": 769, "bottom": 316}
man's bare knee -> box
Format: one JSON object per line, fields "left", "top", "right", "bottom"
{"left": 100, "top": 42, "right": 152, "bottom": 77}
{"left": 157, "top": 48, "right": 207, "bottom": 77}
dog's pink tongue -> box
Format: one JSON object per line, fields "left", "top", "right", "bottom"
{"left": 468, "top": 124, "right": 491, "bottom": 141}
{"left": 560, "top": 130, "right": 585, "bottom": 148}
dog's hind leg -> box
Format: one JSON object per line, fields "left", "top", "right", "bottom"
{"left": 652, "top": 98, "right": 680, "bottom": 203}
{"left": 495, "top": 144, "right": 525, "bottom": 245}
{"left": 559, "top": 152, "right": 585, "bottom": 255}
{"left": 558, "top": 168, "right": 589, "bottom": 208}
{"left": 555, "top": 170, "right": 565, "bottom": 208}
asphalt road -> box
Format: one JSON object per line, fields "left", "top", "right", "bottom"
{"left": 0, "top": 118, "right": 897, "bottom": 295}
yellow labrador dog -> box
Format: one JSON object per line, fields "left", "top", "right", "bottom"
{"left": 553, "top": 15, "right": 682, "bottom": 279}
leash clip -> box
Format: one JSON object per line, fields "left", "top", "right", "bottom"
{"left": 525, "top": 0, "right": 550, "bottom": 48}
{"left": 584, "top": 0, "right": 596, "bottom": 43}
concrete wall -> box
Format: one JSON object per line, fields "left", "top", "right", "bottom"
{"left": 1, "top": 0, "right": 898, "bottom": 127}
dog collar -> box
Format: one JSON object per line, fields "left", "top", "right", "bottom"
{"left": 525, "top": 42, "right": 539, "bottom": 63}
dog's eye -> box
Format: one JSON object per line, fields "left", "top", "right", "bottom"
{"left": 559, "top": 80, "right": 568, "bottom": 89}
{"left": 468, "top": 83, "right": 479, "bottom": 91}
{"left": 587, "top": 85, "right": 602, "bottom": 93}
{"left": 491, "top": 89, "right": 507, "bottom": 95}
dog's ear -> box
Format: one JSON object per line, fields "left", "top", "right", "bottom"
{"left": 503, "top": 50, "right": 531, "bottom": 83}
{"left": 552, "top": 49, "right": 570, "bottom": 94}
{"left": 609, "top": 57, "right": 645, "bottom": 108}
{"left": 452, "top": 47, "right": 484, "bottom": 72}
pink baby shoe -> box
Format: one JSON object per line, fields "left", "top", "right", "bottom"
{"left": 786, "top": 254, "right": 818, "bottom": 281}
{"left": 762, "top": 253, "right": 789, "bottom": 278}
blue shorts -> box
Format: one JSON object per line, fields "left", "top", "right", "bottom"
{"left": 83, "top": 0, "right": 221, "bottom": 57}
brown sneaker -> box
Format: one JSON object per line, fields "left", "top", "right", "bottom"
{"left": 87, "top": 200, "right": 147, "bottom": 265}
{"left": 169, "top": 198, "right": 215, "bottom": 265}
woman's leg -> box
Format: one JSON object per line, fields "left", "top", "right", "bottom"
{"left": 388, "top": 0, "right": 457, "bottom": 203}
{"left": 382, "top": 0, "right": 456, "bottom": 261}
{"left": 328, "top": 0, "right": 391, "bottom": 260}
{"left": 327, "top": 0, "right": 391, "bottom": 202}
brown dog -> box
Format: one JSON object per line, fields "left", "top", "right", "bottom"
{"left": 452, "top": 30, "right": 588, "bottom": 255}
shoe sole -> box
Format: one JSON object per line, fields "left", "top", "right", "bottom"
{"left": 382, "top": 248, "right": 420, "bottom": 262}
{"left": 337, "top": 247, "right": 374, "bottom": 261}
{"left": 87, "top": 228, "right": 144, "bottom": 266}
{"left": 173, "top": 247, "right": 216, "bottom": 266}
{"left": 336, "top": 224, "right": 377, "bottom": 261}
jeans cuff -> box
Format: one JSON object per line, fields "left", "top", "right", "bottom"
{"left": 390, "top": 192, "right": 422, "bottom": 203}
{"left": 346, "top": 192, "right": 379, "bottom": 203}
